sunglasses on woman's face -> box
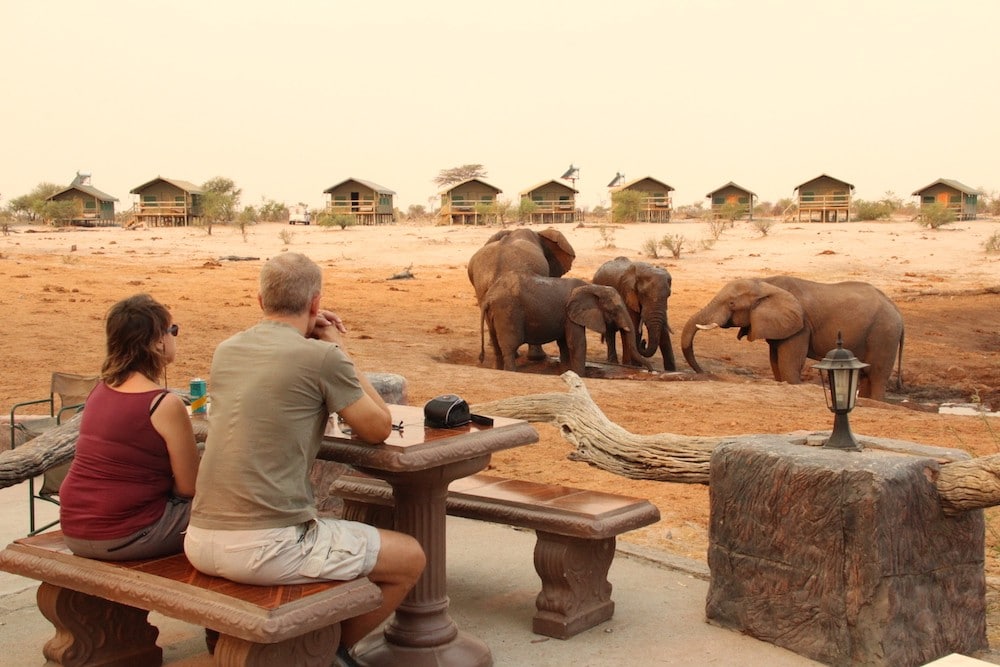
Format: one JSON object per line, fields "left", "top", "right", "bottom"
{"left": 167, "top": 324, "right": 179, "bottom": 337}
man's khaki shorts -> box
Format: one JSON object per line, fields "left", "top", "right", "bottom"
{"left": 184, "top": 518, "right": 380, "bottom": 585}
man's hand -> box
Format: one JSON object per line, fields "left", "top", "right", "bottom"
{"left": 309, "top": 309, "right": 349, "bottom": 344}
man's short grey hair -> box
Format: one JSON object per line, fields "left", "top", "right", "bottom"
{"left": 259, "top": 252, "right": 322, "bottom": 315}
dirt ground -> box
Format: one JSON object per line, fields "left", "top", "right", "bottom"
{"left": 2, "top": 217, "right": 999, "bottom": 634}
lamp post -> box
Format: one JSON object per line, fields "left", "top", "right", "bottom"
{"left": 814, "top": 332, "right": 868, "bottom": 451}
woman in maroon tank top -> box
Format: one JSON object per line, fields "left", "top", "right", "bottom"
{"left": 60, "top": 294, "right": 200, "bottom": 560}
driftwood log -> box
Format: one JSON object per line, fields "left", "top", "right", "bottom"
{"left": 2, "top": 371, "right": 999, "bottom": 516}
{"left": 473, "top": 371, "right": 721, "bottom": 483}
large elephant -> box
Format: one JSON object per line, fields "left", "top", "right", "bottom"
{"left": 480, "top": 274, "right": 652, "bottom": 376}
{"left": 468, "top": 227, "right": 575, "bottom": 360}
{"left": 593, "top": 256, "right": 676, "bottom": 371}
{"left": 680, "top": 276, "right": 904, "bottom": 400}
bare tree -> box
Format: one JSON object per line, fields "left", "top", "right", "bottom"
{"left": 434, "top": 164, "right": 487, "bottom": 188}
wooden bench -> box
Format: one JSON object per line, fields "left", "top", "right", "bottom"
{"left": 0, "top": 531, "right": 381, "bottom": 667}
{"left": 331, "top": 472, "right": 661, "bottom": 639}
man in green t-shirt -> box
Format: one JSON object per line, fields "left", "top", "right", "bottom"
{"left": 185, "top": 252, "right": 425, "bottom": 666}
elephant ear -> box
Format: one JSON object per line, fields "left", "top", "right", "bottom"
{"left": 537, "top": 228, "right": 576, "bottom": 276}
{"left": 749, "top": 282, "right": 805, "bottom": 341}
{"left": 567, "top": 286, "right": 608, "bottom": 334}
{"left": 622, "top": 263, "right": 641, "bottom": 312}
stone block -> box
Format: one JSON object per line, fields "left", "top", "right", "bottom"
{"left": 706, "top": 437, "right": 987, "bottom": 667}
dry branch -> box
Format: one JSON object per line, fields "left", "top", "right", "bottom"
{"left": 0, "top": 413, "right": 81, "bottom": 489}
{"left": 473, "top": 371, "right": 722, "bottom": 483}
{"left": 936, "top": 454, "right": 1000, "bottom": 516}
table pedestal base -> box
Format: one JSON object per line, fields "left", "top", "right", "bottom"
{"left": 353, "top": 629, "right": 491, "bottom": 667}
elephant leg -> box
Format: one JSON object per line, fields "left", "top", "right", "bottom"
{"left": 860, "top": 365, "right": 887, "bottom": 400}
{"left": 557, "top": 339, "right": 571, "bottom": 367}
{"left": 487, "top": 321, "right": 511, "bottom": 371}
{"left": 621, "top": 311, "right": 642, "bottom": 366}
{"left": 605, "top": 326, "right": 620, "bottom": 364}
{"left": 774, "top": 335, "right": 809, "bottom": 384}
{"left": 660, "top": 329, "right": 677, "bottom": 372}
{"left": 768, "top": 343, "right": 782, "bottom": 381}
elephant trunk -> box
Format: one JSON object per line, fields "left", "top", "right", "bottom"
{"left": 681, "top": 306, "right": 723, "bottom": 373}
{"left": 637, "top": 312, "right": 665, "bottom": 358}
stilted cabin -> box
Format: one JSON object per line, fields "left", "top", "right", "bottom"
{"left": 323, "top": 178, "right": 396, "bottom": 225}
{"left": 128, "top": 177, "right": 204, "bottom": 227}
{"left": 793, "top": 174, "right": 854, "bottom": 222}
{"left": 519, "top": 180, "right": 578, "bottom": 223}
{"left": 706, "top": 182, "right": 757, "bottom": 220}
{"left": 46, "top": 172, "right": 117, "bottom": 226}
{"left": 438, "top": 178, "right": 502, "bottom": 225}
{"left": 610, "top": 176, "right": 673, "bottom": 222}
{"left": 912, "top": 178, "right": 978, "bottom": 221}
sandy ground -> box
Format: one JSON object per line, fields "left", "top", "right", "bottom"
{"left": 1, "top": 216, "right": 999, "bottom": 634}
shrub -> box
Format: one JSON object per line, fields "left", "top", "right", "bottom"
{"left": 916, "top": 203, "right": 956, "bottom": 229}
{"left": 659, "top": 234, "right": 685, "bottom": 259}
{"left": 699, "top": 238, "right": 716, "bottom": 251}
{"left": 317, "top": 211, "right": 356, "bottom": 230}
{"left": 750, "top": 218, "right": 776, "bottom": 237}
{"left": 517, "top": 198, "right": 538, "bottom": 222}
{"left": 984, "top": 231, "right": 1000, "bottom": 254}
{"left": 611, "top": 190, "right": 644, "bottom": 223}
{"left": 278, "top": 229, "right": 294, "bottom": 245}
{"left": 641, "top": 237, "right": 660, "bottom": 258}
{"left": 853, "top": 199, "right": 893, "bottom": 221}
{"left": 597, "top": 226, "right": 617, "bottom": 249}
{"left": 707, "top": 218, "right": 727, "bottom": 240}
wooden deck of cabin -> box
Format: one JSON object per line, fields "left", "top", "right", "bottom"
{"left": 797, "top": 193, "right": 851, "bottom": 222}
{"left": 326, "top": 199, "right": 394, "bottom": 225}
{"left": 637, "top": 195, "right": 672, "bottom": 222}
{"left": 126, "top": 203, "right": 201, "bottom": 227}
{"left": 524, "top": 198, "right": 578, "bottom": 224}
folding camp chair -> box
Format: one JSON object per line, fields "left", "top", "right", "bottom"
{"left": 9, "top": 372, "right": 99, "bottom": 535}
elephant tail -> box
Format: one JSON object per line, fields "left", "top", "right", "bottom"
{"left": 895, "top": 326, "right": 905, "bottom": 390}
{"left": 479, "top": 306, "right": 487, "bottom": 364}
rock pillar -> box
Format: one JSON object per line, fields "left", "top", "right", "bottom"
{"left": 706, "top": 437, "right": 987, "bottom": 666}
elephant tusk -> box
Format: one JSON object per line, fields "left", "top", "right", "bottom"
{"left": 695, "top": 323, "right": 720, "bottom": 331}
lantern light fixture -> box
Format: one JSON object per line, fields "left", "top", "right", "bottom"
{"left": 814, "top": 332, "right": 868, "bottom": 451}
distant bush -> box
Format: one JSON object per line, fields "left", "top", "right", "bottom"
{"left": 984, "top": 231, "right": 1000, "bottom": 254}
{"left": 517, "top": 198, "right": 538, "bottom": 222}
{"left": 278, "top": 229, "right": 294, "bottom": 245}
{"left": 853, "top": 199, "right": 893, "bottom": 221}
{"left": 597, "top": 226, "right": 617, "bottom": 249}
{"left": 916, "top": 203, "right": 956, "bottom": 229}
{"left": 611, "top": 190, "right": 644, "bottom": 223}
{"left": 659, "top": 234, "right": 685, "bottom": 259}
{"left": 317, "top": 211, "right": 356, "bottom": 230}
{"left": 674, "top": 201, "right": 705, "bottom": 220}
{"left": 750, "top": 218, "right": 776, "bottom": 237}
{"left": 641, "top": 236, "right": 660, "bottom": 258}
{"left": 707, "top": 218, "right": 727, "bottom": 240}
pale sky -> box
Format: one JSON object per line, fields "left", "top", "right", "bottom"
{"left": 2, "top": 1, "right": 998, "bottom": 212}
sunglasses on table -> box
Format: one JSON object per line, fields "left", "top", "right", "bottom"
{"left": 167, "top": 324, "right": 179, "bottom": 336}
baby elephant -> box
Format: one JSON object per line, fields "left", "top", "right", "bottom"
{"left": 480, "top": 274, "right": 652, "bottom": 375}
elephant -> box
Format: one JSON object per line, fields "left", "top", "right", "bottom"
{"left": 480, "top": 273, "right": 652, "bottom": 376}
{"left": 593, "top": 256, "right": 677, "bottom": 371}
{"left": 468, "top": 227, "right": 576, "bottom": 361}
{"left": 680, "top": 276, "right": 904, "bottom": 401}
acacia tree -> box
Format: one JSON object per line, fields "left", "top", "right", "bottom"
{"left": 42, "top": 200, "right": 82, "bottom": 227}
{"left": 8, "top": 183, "right": 62, "bottom": 221}
{"left": 200, "top": 177, "right": 242, "bottom": 236}
{"left": 434, "top": 164, "right": 487, "bottom": 188}
{"left": 611, "top": 189, "right": 644, "bottom": 223}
